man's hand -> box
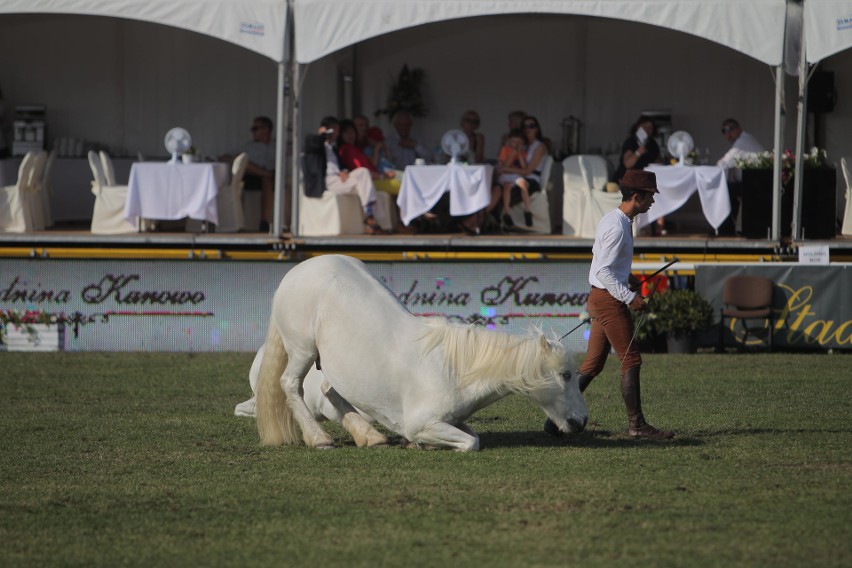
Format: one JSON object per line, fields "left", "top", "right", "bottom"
{"left": 628, "top": 274, "right": 641, "bottom": 292}
{"left": 338, "top": 171, "right": 349, "bottom": 182}
{"left": 628, "top": 294, "right": 647, "bottom": 312}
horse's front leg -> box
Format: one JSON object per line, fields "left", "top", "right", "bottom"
{"left": 281, "top": 356, "right": 335, "bottom": 449}
{"left": 320, "top": 380, "right": 388, "bottom": 448}
{"left": 410, "top": 421, "right": 480, "bottom": 451}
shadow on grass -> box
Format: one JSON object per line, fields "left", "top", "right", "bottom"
{"left": 478, "top": 429, "right": 706, "bottom": 450}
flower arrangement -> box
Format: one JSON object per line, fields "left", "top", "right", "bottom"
{"left": 735, "top": 147, "right": 829, "bottom": 185}
{"left": 375, "top": 64, "right": 428, "bottom": 118}
{"left": 0, "top": 310, "right": 95, "bottom": 344}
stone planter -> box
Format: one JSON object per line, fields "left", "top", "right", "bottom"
{"left": 666, "top": 333, "right": 697, "bottom": 354}
{"left": 1, "top": 323, "right": 64, "bottom": 352}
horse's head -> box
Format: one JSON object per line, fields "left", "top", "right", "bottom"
{"left": 526, "top": 336, "right": 588, "bottom": 436}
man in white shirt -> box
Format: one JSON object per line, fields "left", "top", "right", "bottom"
{"left": 717, "top": 118, "right": 765, "bottom": 182}
{"left": 386, "top": 110, "right": 431, "bottom": 168}
{"left": 551, "top": 169, "right": 674, "bottom": 440}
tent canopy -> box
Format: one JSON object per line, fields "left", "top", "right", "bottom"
{"left": 805, "top": 0, "right": 852, "bottom": 63}
{"left": 0, "top": 0, "right": 288, "bottom": 62}
{"left": 294, "top": 0, "right": 788, "bottom": 65}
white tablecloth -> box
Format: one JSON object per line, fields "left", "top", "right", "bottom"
{"left": 397, "top": 164, "right": 493, "bottom": 226}
{"left": 637, "top": 164, "right": 731, "bottom": 231}
{"left": 124, "top": 162, "right": 228, "bottom": 224}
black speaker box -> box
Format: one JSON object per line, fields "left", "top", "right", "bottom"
{"left": 808, "top": 71, "right": 836, "bottom": 114}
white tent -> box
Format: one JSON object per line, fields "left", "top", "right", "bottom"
{"left": 0, "top": 0, "right": 292, "bottom": 235}
{"left": 791, "top": 0, "right": 852, "bottom": 239}
{"left": 291, "top": 0, "right": 790, "bottom": 237}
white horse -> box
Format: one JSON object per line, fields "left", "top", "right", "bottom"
{"left": 236, "top": 345, "right": 389, "bottom": 447}
{"left": 256, "top": 255, "right": 588, "bottom": 451}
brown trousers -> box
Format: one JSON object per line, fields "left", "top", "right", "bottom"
{"left": 579, "top": 287, "right": 642, "bottom": 376}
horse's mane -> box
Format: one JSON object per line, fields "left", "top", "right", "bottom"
{"left": 419, "top": 318, "right": 569, "bottom": 393}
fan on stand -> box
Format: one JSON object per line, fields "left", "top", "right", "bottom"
{"left": 441, "top": 129, "right": 469, "bottom": 164}
{"left": 164, "top": 127, "right": 192, "bottom": 164}
{"left": 667, "top": 130, "right": 694, "bottom": 166}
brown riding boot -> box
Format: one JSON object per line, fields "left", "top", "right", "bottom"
{"left": 620, "top": 367, "right": 674, "bottom": 440}
{"left": 577, "top": 371, "right": 595, "bottom": 393}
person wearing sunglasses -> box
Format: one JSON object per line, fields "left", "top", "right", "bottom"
{"left": 716, "top": 118, "right": 765, "bottom": 235}
{"left": 612, "top": 115, "right": 665, "bottom": 235}
{"left": 716, "top": 118, "right": 765, "bottom": 181}
{"left": 219, "top": 116, "right": 277, "bottom": 232}
{"left": 489, "top": 116, "right": 549, "bottom": 229}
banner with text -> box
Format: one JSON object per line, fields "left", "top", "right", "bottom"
{"left": 0, "top": 259, "right": 592, "bottom": 352}
{"left": 695, "top": 264, "right": 852, "bottom": 350}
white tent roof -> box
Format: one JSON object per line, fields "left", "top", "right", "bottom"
{"left": 804, "top": 0, "right": 852, "bottom": 63}
{"left": 0, "top": 0, "right": 288, "bottom": 62}
{"left": 294, "top": 0, "right": 788, "bottom": 65}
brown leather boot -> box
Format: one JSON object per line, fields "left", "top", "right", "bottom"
{"left": 620, "top": 367, "right": 674, "bottom": 440}
{"left": 577, "top": 371, "right": 594, "bottom": 393}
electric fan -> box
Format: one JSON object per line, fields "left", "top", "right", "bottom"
{"left": 441, "top": 129, "right": 469, "bottom": 164}
{"left": 164, "top": 127, "right": 192, "bottom": 164}
{"left": 666, "top": 130, "right": 694, "bottom": 166}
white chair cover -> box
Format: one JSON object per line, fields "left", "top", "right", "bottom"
{"left": 41, "top": 149, "right": 57, "bottom": 228}
{"left": 508, "top": 154, "right": 553, "bottom": 234}
{"left": 26, "top": 151, "right": 48, "bottom": 231}
{"left": 99, "top": 151, "right": 117, "bottom": 186}
{"left": 841, "top": 157, "right": 852, "bottom": 237}
{"left": 562, "top": 155, "right": 622, "bottom": 238}
{"left": 89, "top": 150, "right": 137, "bottom": 234}
{"left": 216, "top": 153, "right": 248, "bottom": 232}
{"left": 0, "top": 152, "right": 36, "bottom": 233}
{"left": 299, "top": 187, "right": 365, "bottom": 236}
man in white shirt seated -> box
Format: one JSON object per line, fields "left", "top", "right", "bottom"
{"left": 717, "top": 118, "right": 765, "bottom": 182}
{"left": 386, "top": 110, "right": 432, "bottom": 168}
{"left": 717, "top": 119, "right": 765, "bottom": 234}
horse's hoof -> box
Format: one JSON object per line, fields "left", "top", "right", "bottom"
{"left": 314, "top": 444, "right": 336, "bottom": 450}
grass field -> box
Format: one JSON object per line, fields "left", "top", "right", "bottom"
{"left": 1, "top": 352, "right": 850, "bottom": 567}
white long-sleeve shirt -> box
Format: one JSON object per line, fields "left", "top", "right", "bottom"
{"left": 589, "top": 208, "right": 636, "bottom": 304}
{"left": 717, "top": 131, "right": 765, "bottom": 177}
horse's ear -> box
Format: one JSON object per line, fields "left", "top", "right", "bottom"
{"left": 540, "top": 335, "right": 549, "bottom": 352}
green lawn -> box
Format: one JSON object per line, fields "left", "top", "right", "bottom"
{"left": 1, "top": 352, "right": 849, "bottom": 567}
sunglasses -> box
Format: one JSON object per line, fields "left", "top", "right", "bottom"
{"left": 721, "top": 126, "right": 735, "bottom": 134}
{"left": 523, "top": 123, "right": 537, "bottom": 129}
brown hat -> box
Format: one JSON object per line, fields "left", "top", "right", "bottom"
{"left": 620, "top": 169, "right": 659, "bottom": 194}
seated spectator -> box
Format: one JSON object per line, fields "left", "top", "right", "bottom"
{"left": 302, "top": 116, "right": 385, "bottom": 234}
{"left": 487, "top": 115, "right": 548, "bottom": 229}
{"left": 496, "top": 129, "right": 532, "bottom": 227}
{"left": 460, "top": 110, "right": 485, "bottom": 164}
{"left": 337, "top": 119, "right": 401, "bottom": 196}
{"left": 613, "top": 115, "right": 666, "bottom": 235}
{"left": 218, "top": 116, "right": 276, "bottom": 232}
{"left": 717, "top": 118, "right": 766, "bottom": 235}
{"left": 386, "top": 110, "right": 431, "bottom": 167}
{"left": 717, "top": 118, "right": 765, "bottom": 182}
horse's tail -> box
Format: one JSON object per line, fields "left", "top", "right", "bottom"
{"left": 255, "top": 321, "right": 299, "bottom": 446}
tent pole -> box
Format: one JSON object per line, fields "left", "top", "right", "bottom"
{"left": 273, "top": 61, "right": 286, "bottom": 236}
{"left": 273, "top": 1, "right": 294, "bottom": 237}
{"left": 290, "top": 62, "right": 302, "bottom": 237}
{"left": 771, "top": 65, "right": 785, "bottom": 241}
{"left": 792, "top": 22, "right": 808, "bottom": 240}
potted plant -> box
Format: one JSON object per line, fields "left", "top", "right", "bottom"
{"left": 649, "top": 289, "right": 714, "bottom": 354}
{"left": 0, "top": 309, "right": 64, "bottom": 351}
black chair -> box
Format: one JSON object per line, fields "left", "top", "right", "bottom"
{"left": 718, "top": 275, "right": 774, "bottom": 351}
